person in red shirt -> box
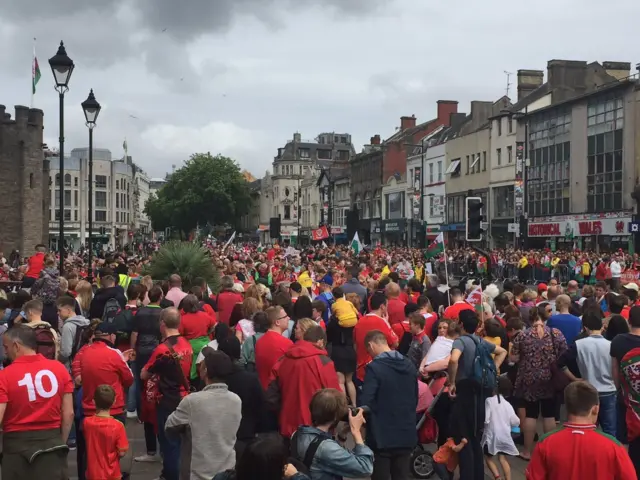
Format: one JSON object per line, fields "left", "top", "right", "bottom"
{"left": 216, "top": 276, "right": 244, "bottom": 325}
{"left": 255, "top": 305, "right": 293, "bottom": 390}
{"left": 84, "top": 384, "right": 129, "bottom": 480}
{"left": 0, "top": 324, "right": 74, "bottom": 479}
{"left": 141, "top": 307, "right": 193, "bottom": 480}
{"left": 385, "top": 282, "right": 407, "bottom": 326}
{"left": 526, "top": 380, "right": 635, "bottom": 480}
{"left": 354, "top": 292, "right": 398, "bottom": 382}
{"left": 21, "top": 244, "right": 47, "bottom": 289}
{"left": 179, "top": 294, "right": 216, "bottom": 385}
{"left": 443, "top": 287, "right": 474, "bottom": 321}
{"left": 266, "top": 326, "right": 340, "bottom": 437}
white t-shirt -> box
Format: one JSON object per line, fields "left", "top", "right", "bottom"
{"left": 423, "top": 336, "right": 454, "bottom": 366}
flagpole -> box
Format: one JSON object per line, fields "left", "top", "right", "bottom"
{"left": 31, "top": 37, "right": 36, "bottom": 108}
{"left": 442, "top": 249, "right": 451, "bottom": 306}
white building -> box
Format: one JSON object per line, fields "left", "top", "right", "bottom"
{"left": 48, "top": 147, "right": 148, "bottom": 250}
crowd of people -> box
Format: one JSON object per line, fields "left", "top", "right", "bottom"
{"left": 0, "top": 241, "right": 639, "bottom": 479}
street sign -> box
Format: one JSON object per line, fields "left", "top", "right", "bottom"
{"left": 507, "top": 222, "right": 519, "bottom": 233}
{"left": 629, "top": 222, "right": 640, "bottom": 233}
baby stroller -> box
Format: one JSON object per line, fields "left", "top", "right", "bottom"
{"left": 410, "top": 372, "right": 449, "bottom": 479}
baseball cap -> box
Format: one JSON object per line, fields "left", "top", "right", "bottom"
{"left": 537, "top": 283, "right": 548, "bottom": 293}
{"left": 623, "top": 283, "right": 639, "bottom": 292}
{"left": 95, "top": 321, "right": 118, "bottom": 335}
{"left": 320, "top": 275, "right": 334, "bottom": 286}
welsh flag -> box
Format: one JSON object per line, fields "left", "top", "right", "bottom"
{"left": 351, "top": 232, "right": 363, "bottom": 255}
{"left": 425, "top": 232, "right": 444, "bottom": 259}
{"left": 32, "top": 53, "right": 41, "bottom": 94}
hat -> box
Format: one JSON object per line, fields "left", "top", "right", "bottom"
{"left": 537, "top": 283, "right": 548, "bottom": 293}
{"left": 95, "top": 321, "right": 118, "bottom": 336}
{"left": 320, "top": 274, "right": 334, "bottom": 286}
{"left": 623, "top": 283, "right": 639, "bottom": 292}
{"left": 289, "top": 281, "right": 302, "bottom": 293}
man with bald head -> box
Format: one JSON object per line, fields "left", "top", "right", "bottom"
{"left": 141, "top": 307, "right": 192, "bottom": 480}
{"left": 548, "top": 294, "right": 582, "bottom": 346}
{"left": 165, "top": 274, "right": 187, "bottom": 308}
{"left": 385, "top": 282, "right": 406, "bottom": 326}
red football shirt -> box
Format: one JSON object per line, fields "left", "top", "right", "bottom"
{"left": 354, "top": 314, "right": 398, "bottom": 381}
{"left": 179, "top": 311, "right": 215, "bottom": 340}
{"left": 84, "top": 415, "right": 128, "bottom": 480}
{"left": 443, "top": 301, "right": 474, "bottom": 321}
{"left": 387, "top": 298, "right": 407, "bottom": 326}
{"left": 0, "top": 354, "right": 74, "bottom": 433}
{"left": 255, "top": 330, "right": 293, "bottom": 390}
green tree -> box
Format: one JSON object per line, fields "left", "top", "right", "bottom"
{"left": 145, "top": 153, "right": 251, "bottom": 236}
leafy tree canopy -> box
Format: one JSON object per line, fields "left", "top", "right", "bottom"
{"left": 145, "top": 153, "right": 251, "bottom": 235}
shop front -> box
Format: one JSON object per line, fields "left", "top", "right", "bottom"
{"left": 441, "top": 223, "right": 465, "bottom": 248}
{"left": 491, "top": 219, "right": 514, "bottom": 248}
{"left": 330, "top": 226, "right": 348, "bottom": 244}
{"left": 382, "top": 219, "right": 407, "bottom": 246}
{"left": 527, "top": 214, "right": 632, "bottom": 252}
{"left": 408, "top": 219, "right": 426, "bottom": 248}
{"left": 280, "top": 228, "right": 299, "bottom": 246}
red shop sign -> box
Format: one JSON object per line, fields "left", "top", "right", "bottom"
{"left": 528, "top": 223, "right": 561, "bottom": 236}
{"left": 578, "top": 221, "right": 603, "bottom": 235}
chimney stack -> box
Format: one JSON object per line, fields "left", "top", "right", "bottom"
{"left": 437, "top": 100, "right": 459, "bottom": 126}
{"left": 370, "top": 134, "right": 381, "bottom": 145}
{"left": 603, "top": 61, "right": 631, "bottom": 80}
{"left": 517, "top": 70, "right": 544, "bottom": 101}
{"left": 400, "top": 115, "right": 416, "bottom": 131}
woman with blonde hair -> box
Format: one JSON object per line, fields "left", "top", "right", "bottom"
{"left": 75, "top": 280, "right": 93, "bottom": 317}
{"left": 141, "top": 275, "right": 154, "bottom": 305}
{"left": 293, "top": 317, "right": 317, "bottom": 341}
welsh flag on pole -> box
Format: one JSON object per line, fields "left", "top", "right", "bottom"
{"left": 350, "top": 232, "right": 363, "bottom": 255}
{"left": 425, "top": 232, "right": 445, "bottom": 259}
{"left": 32, "top": 54, "right": 41, "bottom": 94}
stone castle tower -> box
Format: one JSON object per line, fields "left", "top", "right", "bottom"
{"left": 0, "top": 105, "right": 50, "bottom": 254}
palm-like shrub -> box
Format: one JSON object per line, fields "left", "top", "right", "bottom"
{"left": 145, "top": 241, "right": 220, "bottom": 292}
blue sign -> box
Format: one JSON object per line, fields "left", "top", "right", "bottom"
{"left": 629, "top": 222, "right": 640, "bottom": 233}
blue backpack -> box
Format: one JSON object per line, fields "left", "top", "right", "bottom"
{"left": 466, "top": 335, "right": 497, "bottom": 392}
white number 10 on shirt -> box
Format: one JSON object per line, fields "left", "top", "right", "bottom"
{"left": 17, "top": 370, "right": 59, "bottom": 402}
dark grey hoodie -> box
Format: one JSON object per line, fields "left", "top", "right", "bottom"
{"left": 59, "top": 314, "right": 90, "bottom": 370}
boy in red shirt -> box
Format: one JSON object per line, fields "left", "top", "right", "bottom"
{"left": 526, "top": 381, "right": 634, "bottom": 480}
{"left": 84, "top": 384, "right": 129, "bottom": 480}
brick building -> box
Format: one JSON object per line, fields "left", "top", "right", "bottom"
{"left": 0, "top": 105, "right": 50, "bottom": 254}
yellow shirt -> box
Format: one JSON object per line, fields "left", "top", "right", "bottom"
{"left": 298, "top": 271, "right": 313, "bottom": 289}
{"left": 518, "top": 257, "right": 528, "bottom": 269}
{"left": 381, "top": 266, "right": 391, "bottom": 278}
{"left": 485, "top": 336, "right": 501, "bottom": 359}
{"left": 582, "top": 262, "right": 591, "bottom": 276}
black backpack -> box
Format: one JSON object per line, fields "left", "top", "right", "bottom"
{"left": 289, "top": 430, "right": 327, "bottom": 475}
{"left": 102, "top": 297, "right": 122, "bottom": 324}
{"left": 71, "top": 324, "right": 92, "bottom": 359}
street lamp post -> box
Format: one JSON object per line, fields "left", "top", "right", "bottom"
{"left": 81, "top": 90, "right": 101, "bottom": 284}
{"left": 49, "top": 41, "right": 74, "bottom": 274}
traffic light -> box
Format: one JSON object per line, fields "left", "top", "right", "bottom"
{"left": 466, "top": 196, "right": 484, "bottom": 241}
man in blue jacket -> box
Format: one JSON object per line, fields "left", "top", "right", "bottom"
{"left": 360, "top": 329, "right": 418, "bottom": 480}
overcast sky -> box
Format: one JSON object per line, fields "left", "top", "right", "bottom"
{"left": 1, "top": 0, "right": 638, "bottom": 178}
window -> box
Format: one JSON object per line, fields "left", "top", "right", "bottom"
{"left": 74, "top": 210, "right": 78, "bottom": 221}
{"left": 337, "top": 150, "right": 350, "bottom": 161}
{"left": 95, "top": 210, "right": 107, "bottom": 222}
{"left": 127, "top": 196, "right": 130, "bottom": 209}
{"left": 429, "top": 163, "right": 434, "bottom": 183}
{"left": 528, "top": 107, "right": 572, "bottom": 215}
{"left": 587, "top": 95, "right": 624, "bottom": 212}
{"left": 63, "top": 190, "right": 71, "bottom": 206}
{"left": 29, "top": 173, "right": 34, "bottom": 189}
{"left": 284, "top": 205, "right": 291, "bottom": 220}
{"left": 466, "top": 155, "right": 470, "bottom": 174}
{"left": 116, "top": 212, "right": 119, "bottom": 223}
{"left": 446, "top": 194, "right": 467, "bottom": 224}
{"left": 116, "top": 194, "right": 119, "bottom": 208}
{"left": 74, "top": 177, "right": 78, "bottom": 187}
{"left": 508, "top": 118, "right": 513, "bottom": 134}
{"left": 95, "top": 191, "right": 107, "bottom": 208}
{"left": 507, "top": 146, "right": 513, "bottom": 164}
{"left": 55, "top": 174, "right": 60, "bottom": 186}
{"left": 74, "top": 190, "right": 78, "bottom": 207}
{"left": 298, "top": 148, "right": 310, "bottom": 159}
{"left": 482, "top": 152, "right": 487, "bottom": 171}
{"left": 493, "top": 186, "right": 514, "bottom": 218}
{"left": 496, "top": 148, "right": 502, "bottom": 166}
{"left": 64, "top": 209, "right": 71, "bottom": 221}
{"left": 54, "top": 190, "right": 60, "bottom": 207}
{"left": 340, "top": 136, "right": 347, "bottom": 144}
{"left": 385, "top": 192, "right": 404, "bottom": 219}
{"left": 437, "top": 161, "right": 442, "bottom": 182}
{"left": 95, "top": 175, "right": 107, "bottom": 188}
{"left": 55, "top": 210, "right": 60, "bottom": 221}
{"left": 364, "top": 192, "right": 371, "bottom": 219}
{"left": 116, "top": 180, "right": 119, "bottom": 190}
{"left": 318, "top": 149, "right": 332, "bottom": 160}
{"left": 374, "top": 190, "right": 381, "bottom": 218}
{"left": 64, "top": 173, "right": 71, "bottom": 186}
{"left": 497, "top": 118, "right": 502, "bottom": 136}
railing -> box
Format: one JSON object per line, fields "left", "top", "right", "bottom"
{"left": 440, "top": 261, "right": 571, "bottom": 285}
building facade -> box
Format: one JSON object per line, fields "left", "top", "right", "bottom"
{"left": 350, "top": 136, "right": 383, "bottom": 245}
{"left": 269, "top": 132, "right": 355, "bottom": 244}
{"left": 0, "top": 105, "right": 50, "bottom": 254}
{"left": 48, "top": 148, "right": 148, "bottom": 250}
{"left": 512, "top": 60, "right": 639, "bottom": 251}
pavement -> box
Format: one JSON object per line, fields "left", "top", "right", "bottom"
{"left": 60, "top": 418, "right": 530, "bottom": 480}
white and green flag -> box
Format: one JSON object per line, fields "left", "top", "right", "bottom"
{"left": 350, "top": 232, "right": 363, "bottom": 254}
{"left": 425, "top": 232, "right": 445, "bottom": 259}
